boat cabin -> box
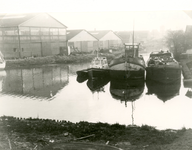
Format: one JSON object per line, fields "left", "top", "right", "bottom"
{"left": 90, "top": 57, "right": 109, "bottom": 69}
{"left": 124, "top": 43, "right": 140, "bottom": 58}
{"left": 147, "top": 50, "right": 176, "bottom": 66}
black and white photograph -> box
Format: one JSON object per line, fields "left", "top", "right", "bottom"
{"left": 0, "top": 0, "right": 192, "bottom": 149}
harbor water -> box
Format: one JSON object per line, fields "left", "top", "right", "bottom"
{"left": 0, "top": 57, "right": 192, "bottom": 130}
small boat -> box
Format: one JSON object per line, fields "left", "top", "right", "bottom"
{"left": 76, "top": 51, "right": 110, "bottom": 79}
{"left": 0, "top": 51, "right": 6, "bottom": 70}
{"left": 87, "top": 55, "right": 110, "bottom": 79}
{"left": 146, "top": 50, "right": 181, "bottom": 83}
{"left": 76, "top": 69, "right": 89, "bottom": 83}
{"left": 109, "top": 43, "right": 146, "bottom": 80}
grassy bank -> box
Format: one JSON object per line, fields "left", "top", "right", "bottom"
{"left": 5, "top": 52, "right": 116, "bottom": 69}
{"left": 0, "top": 116, "right": 186, "bottom": 150}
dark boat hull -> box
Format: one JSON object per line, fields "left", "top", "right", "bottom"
{"left": 88, "top": 68, "right": 110, "bottom": 79}
{"left": 76, "top": 69, "right": 88, "bottom": 78}
{"left": 146, "top": 65, "right": 181, "bottom": 83}
{"left": 110, "top": 69, "right": 145, "bottom": 80}
{"left": 109, "top": 55, "right": 145, "bottom": 80}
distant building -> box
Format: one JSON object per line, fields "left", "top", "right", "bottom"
{"left": 67, "top": 29, "right": 98, "bottom": 53}
{"left": 0, "top": 13, "right": 67, "bottom": 59}
{"left": 115, "top": 30, "right": 150, "bottom": 44}
{"left": 89, "top": 30, "right": 123, "bottom": 50}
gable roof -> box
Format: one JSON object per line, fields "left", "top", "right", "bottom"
{"left": 67, "top": 29, "right": 98, "bottom": 41}
{"left": 0, "top": 13, "right": 67, "bottom": 28}
{"left": 89, "top": 30, "right": 111, "bottom": 39}
{"left": 67, "top": 29, "right": 83, "bottom": 40}
{"left": 184, "top": 10, "right": 192, "bottom": 20}
{"left": 0, "top": 13, "right": 39, "bottom": 27}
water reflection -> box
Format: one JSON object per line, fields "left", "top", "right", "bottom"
{"left": 110, "top": 79, "right": 145, "bottom": 125}
{"left": 1, "top": 66, "right": 69, "bottom": 99}
{"left": 110, "top": 79, "right": 145, "bottom": 104}
{"left": 146, "top": 79, "right": 181, "bottom": 102}
{"left": 183, "top": 81, "right": 192, "bottom": 99}
{"left": 87, "top": 77, "right": 110, "bottom": 93}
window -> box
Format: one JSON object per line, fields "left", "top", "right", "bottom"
{"left": 59, "top": 28, "right": 66, "bottom": 35}
{"left": 31, "top": 28, "right": 40, "bottom": 35}
{"left": 19, "top": 27, "right": 30, "bottom": 35}
{"left": 50, "top": 28, "right": 58, "bottom": 35}
{"left": 41, "top": 28, "right": 49, "bottom": 35}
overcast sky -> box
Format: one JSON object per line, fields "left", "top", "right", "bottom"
{"left": 1, "top": 0, "right": 192, "bottom": 31}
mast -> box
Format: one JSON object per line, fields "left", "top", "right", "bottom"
{"left": 132, "top": 19, "right": 135, "bottom": 57}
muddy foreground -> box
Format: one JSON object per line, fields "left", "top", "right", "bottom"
{"left": 0, "top": 116, "right": 191, "bottom": 150}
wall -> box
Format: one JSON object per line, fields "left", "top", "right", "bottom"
{"left": 0, "top": 26, "right": 67, "bottom": 58}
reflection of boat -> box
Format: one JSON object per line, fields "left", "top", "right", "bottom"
{"left": 183, "top": 80, "right": 192, "bottom": 99}
{"left": 77, "top": 53, "right": 109, "bottom": 79}
{"left": 87, "top": 77, "right": 110, "bottom": 92}
{"left": 109, "top": 43, "right": 145, "bottom": 80}
{"left": 110, "top": 79, "right": 145, "bottom": 102}
{"left": 0, "top": 51, "right": 6, "bottom": 70}
{"left": 110, "top": 79, "right": 144, "bottom": 125}
{"left": 185, "top": 89, "right": 192, "bottom": 99}
{"left": 146, "top": 50, "right": 181, "bottom": 83}
{"left": 146, "top": 78, "right": 181, "bottom": 102}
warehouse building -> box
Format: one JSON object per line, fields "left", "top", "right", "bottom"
{"left": 0, "top": 13, "right": 67, "bottom": 59}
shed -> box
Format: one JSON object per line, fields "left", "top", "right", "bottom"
{"left": 89, "top": 30, "right": 123, "bottom": 50}
{"left": 0, "top": 13, "right": 67, "bottom": 59}
{"left": 67, "top": 29, "right": 98, "bottom": 53}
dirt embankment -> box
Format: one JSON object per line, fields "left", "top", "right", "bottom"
{"left": 0, "top": 116, "right": 189, "bottom": 150}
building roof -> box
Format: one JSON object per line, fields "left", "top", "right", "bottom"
{"left": 89, "top": 30, "right": 111, "bottom": 39}
{"left": 184, "top": 10, "right": 192, "bottom": 20}
{"left": 67, "top": 29, "right": 98, "bottom": 41}
{"left": 67, "top": 30, "right": 83, "bottom": 40}
{"left": 0, "top": 13, "right": 39, "bottom": 27}
{"left": 0, "top": 13, "right": 67, "bottom": 28}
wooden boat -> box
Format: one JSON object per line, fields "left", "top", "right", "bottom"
{"left": 146, "top": 50, "right": 181, "bottom": 83}
{"left": 76, "top": 52, "right": 110, "bottom": 79}
{"left": 87, "top": 56, "right": 110, "bottom": 79}
{"left": 76, "top": 69, "right": 89, "bottom": 83}
{"left": 146, "top": 78, "right": 181, "bottom": 102}
{"left": 109, "top": 43, "right": 145, "bottom": 80}
{"left": 0, "top": 51, "right": 6, "bottom": 70}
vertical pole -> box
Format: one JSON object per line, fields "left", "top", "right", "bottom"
{"left": 17, "top": 26, "right": 21, "bottom": 58}
{"left": 132, "top": 19, "right": 135, "bottom": 57}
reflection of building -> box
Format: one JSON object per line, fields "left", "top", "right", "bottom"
{"left": 2, "top": 66, "right": 69, "bottom": 98}
{"left": 0, "top": 13, "right": 67, "bottom": 59}
{"left": 67, "top": 29, "right": 98, "bottom": 53}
